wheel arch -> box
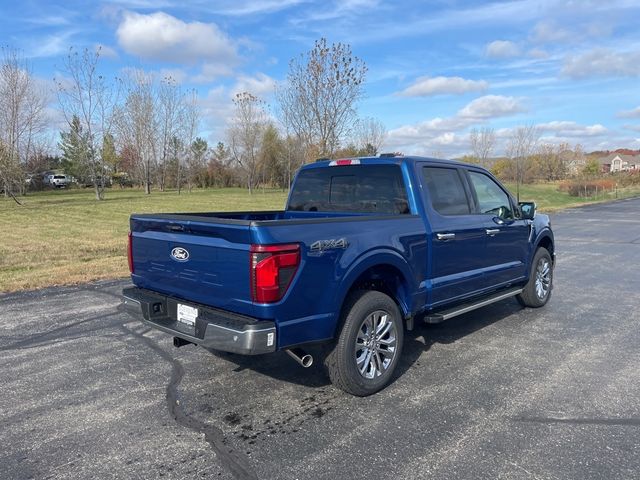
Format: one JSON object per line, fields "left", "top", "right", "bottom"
{"left": 535, "top": 231, "right": 555, "bottom": 263}
{"left": 332, "top": 250, "right": 415, "bottom": 337}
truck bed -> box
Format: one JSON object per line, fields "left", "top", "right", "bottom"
{"left": 129, "top": 210, "right": 426, "bottom": 348}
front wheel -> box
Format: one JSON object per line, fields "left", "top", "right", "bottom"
{"left": 324, "top": 290, "right": 404, "bottom": 396}
{"left": 517, "top": 247, "right": 553, "bottom": 308}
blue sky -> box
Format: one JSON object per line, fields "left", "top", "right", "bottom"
{"left": 3, "top": 0, "right": 640, "bottom": 156}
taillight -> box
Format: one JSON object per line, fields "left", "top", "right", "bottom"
{"left": 127, "top": 231, "right": 134, "bottom": 274}
{"left": 250, "top": 244, "right": 300, "bottom": 303}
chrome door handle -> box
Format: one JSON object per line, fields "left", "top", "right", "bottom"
{"left": 436, "top": 233, "right": 456, "bottom": 241}
{"left": 486, "top": 229, "right": 500, "bottom": 236}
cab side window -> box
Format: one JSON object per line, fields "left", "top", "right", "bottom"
{"left": 468, "top": 171, "right": 513, "bottom": 219}
{"left": 423, "top": 167, "right": 471, "bottom": 215}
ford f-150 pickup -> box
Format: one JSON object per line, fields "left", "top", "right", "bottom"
{"left": 123, "top": 156, "right": 554, "bottom": 396}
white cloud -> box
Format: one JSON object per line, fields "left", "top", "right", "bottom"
{"left": 192, "top": 63, "right": 235, "bottom": 83}
{"left": 458, "top": 95, "right": 525, "bottom": 120}
{"left": 623, "top": 125, "right": 640, "bottom": 133}
{"left": 383, "top": 127, "right": 465, "bottom": 157}
{"left": 385, "top": 95, "right": 525, "bottom": 156}
{"left": 199, "top": 86, "right": 234, "bottom": 142}
{"left": 198, "top": 75, "right": 276, "bottom": 141}
{"left": 485, "top": 40, "right": 520, "bottom": 59}
{"left": 232, "top": 73, "right": 276, "bottom": 97}
{"left": 96, "top": 44, "right": 119, "bottom": 59}
{"left": 398, "top": 76, "right": 488, "bottom": 97}
{"left": 530, "top": 21, "right": 572, "bottom": 44}
{"left": 537, "top": 121, "right": 608, "bottom": 137}
{"left": 528, "top": 48, "right": 549, "bottom": 59}
{"left": 297, "top": 0, "right": 381, "bottom": 23}
{"left": 562, "top": 48, "right": 640, "bottom": 78}
{"left": 617, "top": 106, "right": 640, "bottom": 119}
{"left": 28, "top": 30, "right": 78, "bottom": 58}
{"left": 116, "top": 11, "right": 238, "bottom": 66}
{"left": 212, "top": 0, "right": 305, "bottom": 16}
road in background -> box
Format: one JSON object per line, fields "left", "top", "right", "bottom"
{"left": 1, "top": 198, "right": 640, "bottom": 479}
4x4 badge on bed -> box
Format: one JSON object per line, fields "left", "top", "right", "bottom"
{"left": 310, "top": 238, "right": 349, "bottom": 253}
{"left": 171, "top": 247, "right": 190, "bottom": 261}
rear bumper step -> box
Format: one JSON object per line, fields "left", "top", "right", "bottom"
{"left": 122, "top": 287, "right": 276, "bottom": 355}
{"left": 424, "top": 287, "right": 523, "bottom": 324}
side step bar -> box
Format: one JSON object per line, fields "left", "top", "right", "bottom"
{"left": 424, "top": 287, "right": 523, "bottom": 324}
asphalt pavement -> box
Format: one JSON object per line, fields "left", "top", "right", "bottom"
{"left": 1, "top": 198, "right": 640, "bottom": 480}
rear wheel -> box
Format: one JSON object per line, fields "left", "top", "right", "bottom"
{"left": 517, "top": 247, "right": 553, "bottom": 307}
{"left": 324, "top": 290, "right": 404, "bottom": 396}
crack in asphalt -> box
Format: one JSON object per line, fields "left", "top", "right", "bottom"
{"left": 122, "top": 324, "right": 258, "bottom": 480}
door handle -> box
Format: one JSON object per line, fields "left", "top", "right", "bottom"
{"left": 436, "top": 233, "right": 456, "bottom": 241}
{"left": 485, "top": 229, "right": 500, "bottom": 236}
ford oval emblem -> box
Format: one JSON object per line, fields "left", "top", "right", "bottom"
{"left": 171, "top": 247, "right": 190, "bottom": 262}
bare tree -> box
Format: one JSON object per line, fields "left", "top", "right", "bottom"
{"left": 0, "top": 141, "right": 22, "bottom": 203}
{"left": 114, "top": 71, "right": 157, "bottom": 194}
{"left": 469, "top": 127, "right": 496, "bottom": 167}
{"left": 228, "top": 92, "right": 267, "bottom": 194}
{"left": 182, "top": 90, "right": 200, "bottom": 193}
{"left": 0, "top": 48, "right": 48, "bottom": 198}
{"left": 354, "top": 117, "right": 386, "bottom": 156}
{"left": 156, "top": 76, "right": 185, "bottom": 191}
{"left": 56, "top": 46, "right": 118, "bottom": 200}
{"left": 276, "top": 38, "right": 367, "bottom": 158}
{"left": 507, "top": 125, "right": 540, "bottom": 200}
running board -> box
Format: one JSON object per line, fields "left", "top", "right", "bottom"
{"left": 424, "top": 287, "right": 523, "bottom": 324}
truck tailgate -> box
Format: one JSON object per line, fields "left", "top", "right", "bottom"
{"left": 130, "top": 215, "right": 253, "bottom": 315}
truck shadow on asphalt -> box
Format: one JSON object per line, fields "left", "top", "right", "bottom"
{"left": 396, "top": 298, "right": 524, "bottom": 388}
{"left": 204, "top": 298, "right": 524, "bottom": 392}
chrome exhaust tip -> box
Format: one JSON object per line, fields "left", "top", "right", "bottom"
{"left": 286, "top": 348, "right": 313, "bottom": 368}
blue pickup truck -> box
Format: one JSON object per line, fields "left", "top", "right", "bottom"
{"left": 123, "top": 156, "right": 554, "bottom": 396}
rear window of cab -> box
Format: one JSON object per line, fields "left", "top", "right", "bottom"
{"left": 288, "top": 165, "right": 410, "bottom": 214}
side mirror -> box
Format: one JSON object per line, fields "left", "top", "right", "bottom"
{"left": 519, "top": 201, "right": 536, "bottom": 220}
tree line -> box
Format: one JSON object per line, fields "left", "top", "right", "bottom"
{"left": 0, "top": 39, "right": 386, "bottom": 200}
{"left": 463, "top": 125, "right": 598, "bottom": 192}
{"left": 1, "top": 38, "right": 615, "bottom": 202}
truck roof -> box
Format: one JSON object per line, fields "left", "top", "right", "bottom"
{"left": 303, "top": 155, "right": 472, "bottom": 170}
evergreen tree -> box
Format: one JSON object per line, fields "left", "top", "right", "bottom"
{"left": 58, "top": 115, "right": 88, "bottom": 179}
{"left": 101, "top": 133, "right": 119, "bottom": 174}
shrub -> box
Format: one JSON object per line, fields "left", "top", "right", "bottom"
{"left": 559, "top": 179, "right": 616, "bottom": 197}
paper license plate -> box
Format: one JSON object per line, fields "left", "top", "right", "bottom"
{"left": 177, "top": 303, "right": 198, "bottom": 326}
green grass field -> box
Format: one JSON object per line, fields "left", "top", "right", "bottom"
{"left": 504, "top": 182, "right": 640, "bottom": 211}
{"left": 0, "top": 187, "right": 288, "bottom": 292}
{"left": 1, "top": 182, "right": 639, "bottom": 292}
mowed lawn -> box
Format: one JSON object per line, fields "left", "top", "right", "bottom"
{"left": 1, "top": 182, "right": 639, "bottom": 292}
{"left": 0, "top": 188, "right": 288, "bottom": 292}
{"left": 504, "top": 182, "right": 640, "bottom": 211}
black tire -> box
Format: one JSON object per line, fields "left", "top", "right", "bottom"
{"left": 517, "top": 247, "right": 553, "bottom": 308}
{"left": 324, "top": 290, "right": 404, "bottom": 396}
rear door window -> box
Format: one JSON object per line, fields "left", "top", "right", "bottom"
{"left": 422, "top": 167, "right": 471, "bottom": 215}
{"left": 288, "top": 165, "right": 409, "bottom": 214}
